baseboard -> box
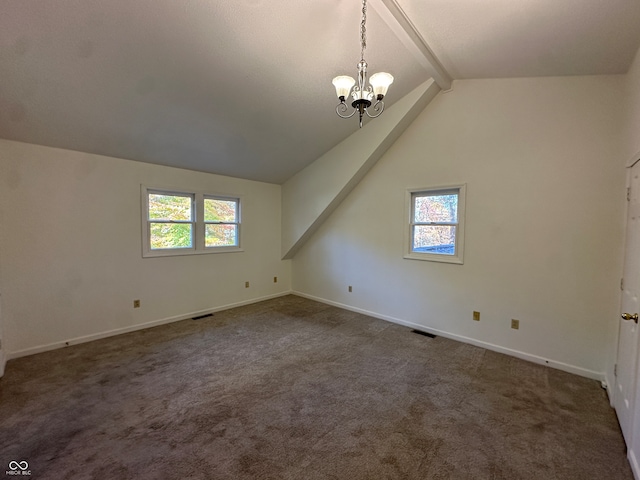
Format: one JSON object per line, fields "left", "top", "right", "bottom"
{"left": 6, "top": 291, "right": 293, "bottom": 361}
{"left": 0, "top": 349, "right": 5, "bottom": 377}
{"left": 604, "top": 371, "right": 616, "bottom": 407}
{"left": 293, "top": 291, "right": 603, "bottom": 381}
{"left": 629, "top": 448, "right": 640, "bottom": 480}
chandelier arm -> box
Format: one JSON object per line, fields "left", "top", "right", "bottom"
{"left": 336, "top": 102, "right": 358, "bottom": 119}
{"left": 364, "top": 100, "right": 385, "bottom": 118}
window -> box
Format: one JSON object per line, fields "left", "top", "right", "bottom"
{"left": 405, "top": 184, "right": 466, "bottom": 264}
{"left": 204, "top": 197, "right": 240, "bottom": 248}
{"left": 142, "top": 186, "right": 242, "bottom": 257}
{"left": 148, "top": 192, "right": 195, "bottom": 250}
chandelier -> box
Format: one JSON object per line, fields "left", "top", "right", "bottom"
{"left": 332, "top": 0, "right": 394, "bottom": 128}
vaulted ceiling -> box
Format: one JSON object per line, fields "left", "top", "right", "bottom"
{"left": 2, "top": 0, "right": 640, "bottom": 184}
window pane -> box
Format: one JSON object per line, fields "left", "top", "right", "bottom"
{"left": 148, "top": 194, "right": 192, "bottom": 221}
{"left": 412, "top": 225, "right": 456, "bottom": 255}
{"left": 414, "top": 194, "right": 458, "bottom": 223}
{"left": 205, "top": 198, "right": 237, "bottom": 222}
{"left": 206, "top": 224, "right": 237, "bottom": 247}
{"left": 150, "top": 223, "right": 193, "bottom": 249}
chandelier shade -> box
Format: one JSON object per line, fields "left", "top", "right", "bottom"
{"left": 369, "top": 72, "right": 394, "bottom": 98}
{"left": 332, "top": 76, "right": 356, "bottom": 100}
{"left": 332, "top": 0, "right": 393, "bottom": 128}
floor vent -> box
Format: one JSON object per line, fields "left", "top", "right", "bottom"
{"left": 412, "top": 329, "right": 436, "bottom": 338}
{"left": 192, "top": 313, "right": 213, "bottom": 320}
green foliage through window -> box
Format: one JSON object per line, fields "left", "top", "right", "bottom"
{"left": 149, "top": 194, "right": 192, "bottom": 221}
{"left": 205, "top": 198, "right": 237, "bottom": 222}
{"left": 148, "top": 193, "right": 194, "bottom": 250}
{"left": 150, "top": 223, "right": 193, "bottom": 249}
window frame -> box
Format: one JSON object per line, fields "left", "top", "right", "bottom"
{"left": 203, "top": 195, "right": 241, "bottom": 249}
{"left": 141, "top": 186, "right": 243, "bottom": 258}
{"left": 404, "top": 184, "right": 466, "bottom": 264}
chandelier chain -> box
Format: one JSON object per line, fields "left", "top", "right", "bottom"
{"left": 360, "top": 0, "right": 367, "bottom": 61}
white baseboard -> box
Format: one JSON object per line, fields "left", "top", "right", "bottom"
{"left": 6, "top": 290, "right": 604, "bottom": 382}
{"left": 0, "top": 349, "right": 5, "bottom": 378}
{"left": 629, "top": 448, "right": 640, "bottom": 480}
{"left": 6, "top": 291, "right": 292, "bottom": 361}
{"left": 604, "top": 372, "right": 616, "bottom": 407}
{"left": 293, "top": 291, "right": 604, "bottom": 381}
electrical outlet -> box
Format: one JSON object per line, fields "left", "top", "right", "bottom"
{"left": 348, "top": 286, "right": 353, "bottom": 293}
{"left": 133, "top": 299, "right": 140, "bottom": 308}
{"left": 473, "top": 311, "right": 480, "bottom": 321}
{"left": 273, "top": 276, "right": 278, "bottom": 283}
{"left": 245, "top": 281, "right": 250, "bottom": 288}
{"left": 511, "top": 319, "right": 520, "bottom": 330}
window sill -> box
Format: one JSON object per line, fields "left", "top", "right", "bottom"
{"left": 403, "top": 253, "right": 463, "bottom": 264}
{"left": 143, "top": 247, "right": 244, "bottom": 258}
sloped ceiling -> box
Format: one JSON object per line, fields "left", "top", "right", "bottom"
{"left": 1, "top": 0, "right": 640, "bottom": 184}
{"left": 403, "top": 0, "right": 640, "bottom": 79}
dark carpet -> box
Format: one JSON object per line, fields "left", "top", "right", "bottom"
{"left": 0, "top": 295, "right": 633, "bottom": 479}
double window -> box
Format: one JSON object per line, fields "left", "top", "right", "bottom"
{"left": 142, "top": 186, "right": 241, "bottom": 257}
{"left": 405, "top": 185, "right": 466, "bottom": 264}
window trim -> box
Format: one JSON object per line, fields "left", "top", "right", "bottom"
{"left": 403, "top": 184, "right": 466, "bottom": 264}
{"left": 141, "top": 185, "right": 243, "bottom": 258}
{"left": 203, "top": 195, "right": 241, "bottom": 250}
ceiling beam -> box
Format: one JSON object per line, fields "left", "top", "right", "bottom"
{"left": 281, "top": 79, "right": 441, "bottom": 259}
{"left": 369, "top": 0, "right": 453, "bottom": 90}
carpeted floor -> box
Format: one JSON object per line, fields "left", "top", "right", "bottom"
{"left": 0, "top": 295, "right": 633, "bottom": 479}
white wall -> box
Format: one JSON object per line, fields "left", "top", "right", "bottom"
{"left": 292, "top": 75, "right": 626, "bottom": 378}
{"left": 0, "top": 140, "right": 291, "bottom": 358}
{"left": 626, "top": 46, "right": 640, "bottom": 164}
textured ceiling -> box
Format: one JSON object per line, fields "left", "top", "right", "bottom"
{"left": 1, "top": 0, "right": 639, "bottom": 184}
